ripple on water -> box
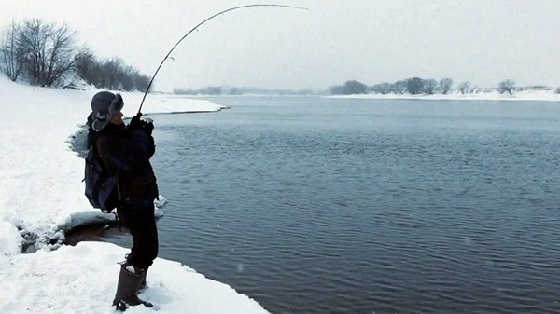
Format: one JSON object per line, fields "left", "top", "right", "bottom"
{"left": 95, "top": 98, "right": 560, "bottom": 314}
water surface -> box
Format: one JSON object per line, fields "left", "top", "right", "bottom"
{"left": 98, "top": 96, "right": 560, "bottom": 313}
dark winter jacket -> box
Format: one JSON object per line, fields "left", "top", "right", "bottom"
{"left": 89, "top": 123, "right": 158, "bottom": 202}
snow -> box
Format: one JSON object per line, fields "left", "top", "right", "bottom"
{"left": 327, "top": 89, "right": 560, "bottom": 102}
{"left": 0, "top": 76, "right": 269, "bottom": 313}
{"left": 0, "top": 241, "right": 268, "bottom": 314}
{"left": 0, "top": 77, "right": 224, "bottom": 250}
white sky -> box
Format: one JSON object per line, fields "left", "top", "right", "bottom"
{"left": 1, "top": 0, "right": 559, "bottom": 91}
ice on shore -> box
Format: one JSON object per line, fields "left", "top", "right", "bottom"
{"left": 62, "top": 196, "right": 166, "bottom": 232}
{"left": 0, "top": 76, "right": 269, "bottom": 313}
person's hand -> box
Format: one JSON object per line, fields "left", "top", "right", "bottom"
{"left": 129, "top": 113, "right": 143, "bottom": 130}
{"left": 130, "top": 113, "right": 154, "bottom": 135}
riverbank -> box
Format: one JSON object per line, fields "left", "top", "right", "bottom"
{"left": 0, "top": 76, "right": 269, "bottom": 313}
{"left": 327, "top": 89, "right": 560, "bottom": 102}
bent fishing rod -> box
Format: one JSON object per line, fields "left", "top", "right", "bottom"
{"left": 136, "top": 4, "right": 309, "bottom": 116}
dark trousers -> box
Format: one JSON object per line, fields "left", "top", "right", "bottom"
{"left": 118, "top": 199, "right": 159, "bottom": 268}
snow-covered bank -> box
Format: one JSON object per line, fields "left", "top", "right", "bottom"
{"left": 327, "top": 89, "right": 560, "bottom": 102}
{"left": 0, "top": 77, "right": 269, "bottom": 313}
{"left": 0, "top": 78, "right": 224, "bottom": 252}
{"left": 0, "top": 241, "right": 268, "bottom": 314}
{"left": 121, "top": 94, "right": 228, "bottom": 116}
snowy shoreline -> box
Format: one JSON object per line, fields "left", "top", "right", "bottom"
{"left": 0, "top": 77, "right": 269, "bottom": 313}
{"left": 326, "top": 89, "right": 560, "bottom": 102}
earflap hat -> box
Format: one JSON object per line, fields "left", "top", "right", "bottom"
{"left": 89, "top": 91, "right": 124, "bottom": 131}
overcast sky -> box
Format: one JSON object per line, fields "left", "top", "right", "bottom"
{"left": 1, "top": 0, "right": 559, "bottom": 91}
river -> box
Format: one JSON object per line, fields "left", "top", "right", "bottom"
{"left": 75, "top": 96, "right": 560, "bottom": 313}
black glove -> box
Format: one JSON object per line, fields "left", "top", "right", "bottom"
{"left": 129, "top": 113, "right": 143, "bottom": 130}
{"left": 130, "top": 113, "right": 154, "bottom": 135}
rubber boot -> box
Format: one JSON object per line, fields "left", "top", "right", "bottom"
{"left": 124, "top": 254, "right": 147, "bottom": 293}
{"left": 138, "top": 267, "right": 147, "bottom": 292}
{"left": 112, "top": 265, "right": 153, "bottom": 311}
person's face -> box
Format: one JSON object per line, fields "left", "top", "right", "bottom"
{"left": 110, "top": 111, "right": 124, "bottom": 125}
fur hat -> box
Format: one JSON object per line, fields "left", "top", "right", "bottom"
{"left": 89, "top": 91, "right": 124, "bottom": 131}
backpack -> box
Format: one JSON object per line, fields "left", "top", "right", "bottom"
{"left": 84, "top": 134, "right": 118, "bottom": 212}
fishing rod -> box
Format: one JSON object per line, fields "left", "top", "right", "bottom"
{"left": 137, "top": 4, "right": 309, "bottom": 115}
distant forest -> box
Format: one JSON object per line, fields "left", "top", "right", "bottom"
{"left": 0, "top": 19, "right": 150, "bottom": 90}
{"left": 174, "top": 79, "right": 560, "bottom": 97}
{"left": 329, "top": 78, "right": 560, "bottom": 96}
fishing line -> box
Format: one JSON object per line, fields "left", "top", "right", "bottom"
{"left": 137, "top": 4, "right": 309, "bottom": 115}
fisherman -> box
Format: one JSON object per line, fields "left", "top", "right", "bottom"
{"left": 87, "top": 91, "right": 159, "bottom": 311}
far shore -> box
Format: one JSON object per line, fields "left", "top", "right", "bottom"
{"left": 326, "top": 90, "right": 560, "bottom": 102}
{"left": 165, "top": 90, "right": 560, "bottom": 102}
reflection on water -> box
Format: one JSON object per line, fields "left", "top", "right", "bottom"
{"left": 92, "top": 97, "right": 560, "bottom": 313}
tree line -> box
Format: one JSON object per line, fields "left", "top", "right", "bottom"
{"left": 0, "top": 19, "right": 150, "bottom": 91}
{"left": 330, "top": 77, "right": 558, "bottom": 96}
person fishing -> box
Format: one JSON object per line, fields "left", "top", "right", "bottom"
{"left": 81, "top": 5, "right": 306, "bottom": 311}
{"left": 87, "top": 91, "right": 159, "bottom": 311}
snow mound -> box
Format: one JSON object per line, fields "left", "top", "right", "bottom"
{"left": 0, "top": 241, "right": 269, "bottom": 314}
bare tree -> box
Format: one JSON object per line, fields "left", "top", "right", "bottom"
{"left": 74, "top": 48, "right": 97, "bottom": 85}
{"left": 17, "top": 19, "right": 76, "bottom": 87}
{"left": 342, "top": 80, "right": 368, "bottom": 94}
{"left": 0, "top": 21, "right": 24, "bottom": 81}
{"left": 370, "top": 82, "right": 392, "bottom": 94}
{"left": 440, "top": 78, "right": 453, "bottom": 94}
{"left": 329, "top": 80, "right": 368, "bottom": 95}
{"left": 457, "top": 81, "right": 471, "bottom": 94}
{"left": 118, "top": 65, "right": 135, "bottom": 91}
{"left": 134, "top": 72, "right": 150, "bottom": 92}
{"left": 75, "top": 49, "right": 151, "bottom": 91}
{"left": 423, "top": 79, "right": 438, "bottom": 94}
{"left": 498, "top": 79, "right": 515, "bottom": 95}
{"left": 406, "top": 77, "right": 424, "bottom": 94}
